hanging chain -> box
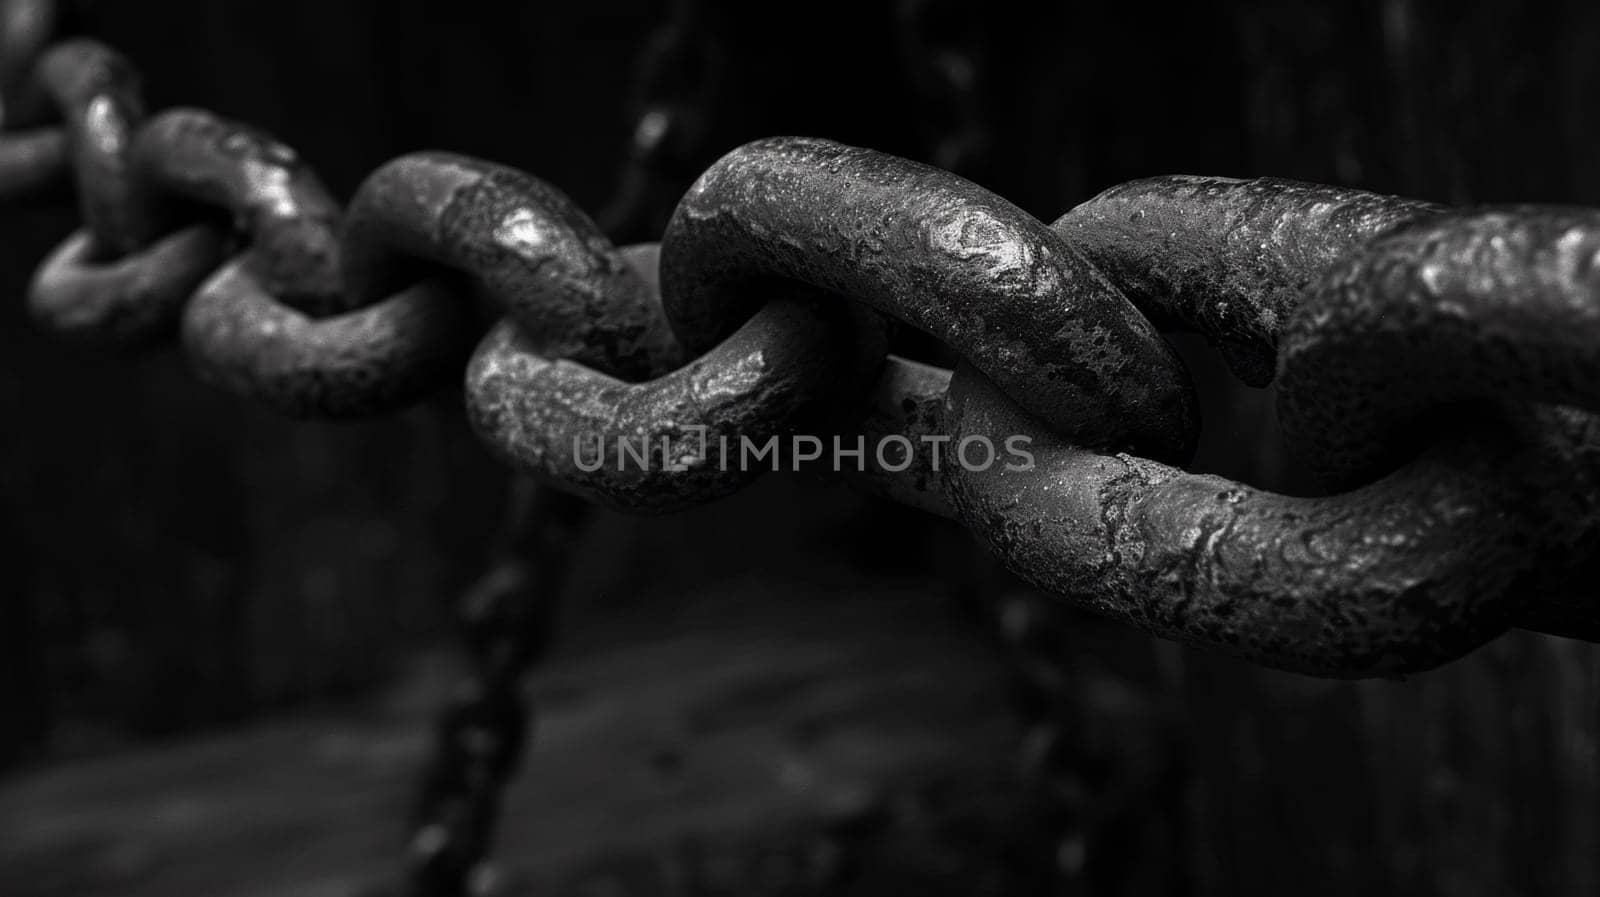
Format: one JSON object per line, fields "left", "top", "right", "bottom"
{"left": 402, "top": 481, "right": 589, "bottom": 897}
{"left": 596, "top": 0, "right": 720, "bottom": 244}
{"left": 5, "top": 2, "right": 1600, "bottom": 893}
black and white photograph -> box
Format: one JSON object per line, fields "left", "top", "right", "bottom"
{"left": 0, "top": 1, "right": 1596, "bottom": 895}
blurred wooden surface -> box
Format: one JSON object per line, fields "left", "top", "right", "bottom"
{"left": 0, "top": 483, "right": 1026, "bottom": 897}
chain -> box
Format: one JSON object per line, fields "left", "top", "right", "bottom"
{"left": 392, "top": 480, "right": 587, "bottom": 897}
{"left": 408, "top": 10, "right": 723, "bottom": 892}
{"left": 6, "top": 1, "right": 1600, "bottom": 890}
{"left": 4, "top": 0, "right": 1596, "bottom": 678}
{"left": 889, "top": 13, "right": 1130, "bottom": 891}
{"left": 596, "top": 0, "right": 719, "bottom": 244}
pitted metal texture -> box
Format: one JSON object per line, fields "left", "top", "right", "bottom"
{"left": 941, "top": 370, "right": 1600, "bottom": 676}
{"left": 133, "top": 107, "right": 349, "bottom": 314}
{"left": 659, "top": 136, "right": 1199, "bottom": 462}
{"left": 1278, "top": 206, "right": 1600, "bottom": 489}
{"left": 1053, "top": 175, "right": 1443, "bottom": 385}
{"left": 343, "top": 153, "right": 683, "bottom": 382}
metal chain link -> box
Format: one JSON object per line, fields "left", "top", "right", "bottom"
{"left": 890, "top": 17, "right": 1113, "bottom": 891}
{"left": 5, "top": 2, "right": 1600, "bottom": 893}
{"left": 406, "top": 11, "right": 727, "bottom": 890}
{"left": 4, "top": 0, "right": 1596, "bottom": 688}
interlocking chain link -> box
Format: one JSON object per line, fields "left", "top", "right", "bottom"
{"left": 6, "top": 0, "right": 1600, "bottom": 890}
{"left": 4, "top": 1, "right": 1595, "bottom": 680}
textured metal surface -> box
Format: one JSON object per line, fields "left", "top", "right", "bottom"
{"left": 343, "top": 152, "right": 682, "bottom": 381}
{"left": 10, "top": 59, "right": 1597, "bottom": 669}
{"left": 183, "top": 261, "right": 469, "bottom": 418}
{"left": 135, "top": 116, "right": 475, "bottom": 418}
{"left": 133, "top": 107, "right": 350, "bottom": 314}
{"left": 844, "top": 351, "right": 1600, "bottom": 675}
{"left": 1053, "top": 175, "right": 1442, "bottom": 385}
{"left": 468, "top": 244, "right": 881, "bottom": 513}
{"left": 658, "top": 136, "right": 1199, "bottom": 462}
{"left": 1279, "top": 207, "right": 1600, "bottom": 488}
{"left": 841, "top": 355, "right": 955, "bottom": 519}
{"left": 941, "top": 369, "right": 1600, "bottom": 676}
{"left": 843, "top": 191, "right": 1600, "bottom": 673}
{"left": 8, "top": 38, "right": 1598, "bottom": 667}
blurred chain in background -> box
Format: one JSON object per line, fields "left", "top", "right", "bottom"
{"left": 400, "top": 484, "right": 588, "bottom": 897}
{"left": 598, "top": 0, "right": 720, "bottom": 244}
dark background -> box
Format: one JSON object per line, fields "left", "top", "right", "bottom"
{"left": 1, "top": 1, "right": 1598, "bottom": 895}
